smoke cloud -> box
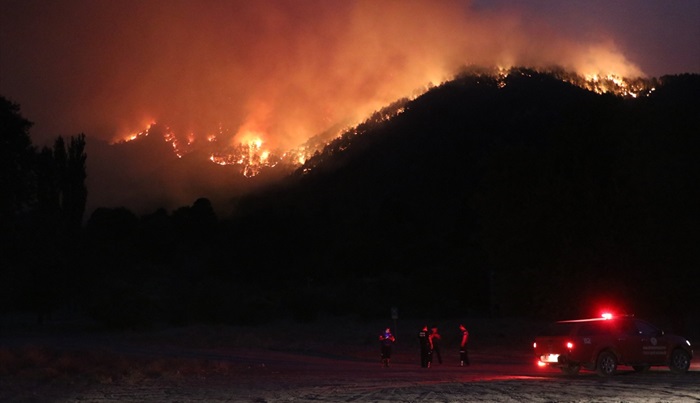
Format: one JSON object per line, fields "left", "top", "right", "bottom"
{"left": 2, "top": 0, "right": 666, "bottom": 214}
{"left": 3, "top": 0, "right": 645, "bottom": 146}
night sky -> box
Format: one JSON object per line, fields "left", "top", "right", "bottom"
{"left": 2, "top": 0, "right": 698, "bottom": 148}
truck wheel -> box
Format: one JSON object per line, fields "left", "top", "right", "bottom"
{"left": 669, "top": 349, "right": 690, "bottom": 373}
{"left": 596, "top": 351, "right": 617, "bottom": 376}
{"left": 560, "top": 364, "right": 581, "bottom": 375}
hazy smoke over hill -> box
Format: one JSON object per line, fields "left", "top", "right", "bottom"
{"left": 4, "top": 0, "right": 643, "bottom": 148}
{"left": 2, "top": 0, "right": 651, "bottom": 213}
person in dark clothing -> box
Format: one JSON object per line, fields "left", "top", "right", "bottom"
{"left": 430, "top": 326, "right": 443, "bottom": 364}
{"left": 379, "top": 327, "right": 395, "bottom": 367}
{"left": 459, "top": 324, "right": 470, "bottom": 366}
{"left": 418, "top": 325, "right": 432, "bottom": 368}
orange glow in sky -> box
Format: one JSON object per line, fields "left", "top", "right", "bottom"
{"left": 0, "top": 0, "right": 658, "bottom": 150}
{"left": 2, "top": 0, "right": 696, "bottom": 212}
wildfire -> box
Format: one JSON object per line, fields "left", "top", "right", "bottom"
{"left": 113, "top": 67, "right": 657, "bottom": 178}
{"left": 112, "top": 122, "right": 185, "bottom": 158}
{"left": 161, "top": 126, "right": 183, "bottom": 158}
{"left": 573, "top": 73, "right": 655, "bottom": 98}
{"left": 117, "top": 121, "right": 157, "bottom": 143}
{"left": 209, "top": 134, "right": 295, "bottom": 177}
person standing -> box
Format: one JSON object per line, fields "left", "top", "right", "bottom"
{"left": 418, "top": 325, "right": 432, "bottom": 368}
{"left": 430, "top": 326, "right": 443, "bottom": 364}
{"left": 459, "top": 324, "right": 470, "bottom": 366}
{"left": 379, "top": 327, "right": 396, "bottom": 367}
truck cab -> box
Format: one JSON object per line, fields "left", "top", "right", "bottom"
{"left": 534, "top": 314, "right": 693, "bottom": 376}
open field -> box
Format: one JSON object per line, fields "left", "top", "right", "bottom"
{"left": 1, "top": 315, "right": 698, "bottom": 402}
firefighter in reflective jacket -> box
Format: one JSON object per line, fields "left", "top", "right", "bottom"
{"left": 430, "top": 326, "right": 443, "bottom": 364}
{"left": 459, "top": 324, "right": 470, "bottom": 366}
{"left": 379, "top": 328, "right": 395, "bottom": 367}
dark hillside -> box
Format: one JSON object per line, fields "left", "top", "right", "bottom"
{"left": 229, "top": 70, "right": 700, "bottom": 322}
{"left": 6, "top": 70, "right": 697, "bottom": 329}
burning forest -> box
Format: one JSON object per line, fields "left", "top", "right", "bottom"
{"left": 108, "top": 67, "right": 658, "bottom": 183}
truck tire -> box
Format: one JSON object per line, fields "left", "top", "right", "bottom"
{"left": 596, "top": 351, "right": 617, "bottom": 376}
{"left": 669, "top": 349, "right": 691, "bottom": 373}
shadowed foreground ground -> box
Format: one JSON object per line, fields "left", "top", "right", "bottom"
{"left": 1, "top": 315, "right": 698, "bottom": 402}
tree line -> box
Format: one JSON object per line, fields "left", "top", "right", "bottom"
{"left": 1, "top": 97, "right": 88, "bottom": 323}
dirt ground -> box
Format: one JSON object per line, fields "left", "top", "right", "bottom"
{"left": 1, "top": 315, "right": 698, "bottom": 402}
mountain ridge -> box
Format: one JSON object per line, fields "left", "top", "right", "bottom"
{"left": 223, "top": 69, "right": 699, "bottom": 319}
{"left": 77, "top": 69, "right": 699, "bottom": 323}
{"left": 89, "top": 67, "right": 665, "bottom": 215}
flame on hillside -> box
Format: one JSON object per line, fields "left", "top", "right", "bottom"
{"left": 579, "top": 74, "right": 656, "bottom": 98}
{"left": 112, "top": 68, "right": 655, "bottom": 178}
{"left": 120, "top": 121, "right": 156, "bottom": 142}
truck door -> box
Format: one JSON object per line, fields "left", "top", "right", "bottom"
{"left": 635, "top": 320, "right": 668, "bottom": 365}
{"left": 615, "top": 318, "right": 644, "bottom": 364}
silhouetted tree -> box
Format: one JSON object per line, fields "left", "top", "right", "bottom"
{"left": 0, "top": 97, "right": 36, "bottom": 312}
{"left": 0, "top": 96, "right": 35, "bottom": 232}
{"left": 87, "top": 206, "right": 139, "bottom": 243}
{"left": 36, "top": 134, "right": 88, "bottom": 231}
{"left": 35, "top": 146, "right": 61, "bottom": 229}
{"left": 1, "top": 98, "right": 89, "bottom": 320}
{"left": 172, "top": 197, "right": 218, "bottom": 240}
{"left": 63, "top": 134, "right": 87, "bottom": 229}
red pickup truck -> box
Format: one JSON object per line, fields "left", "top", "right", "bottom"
{"left": 533, "top": 314, "right": 693, "bottom": 376}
